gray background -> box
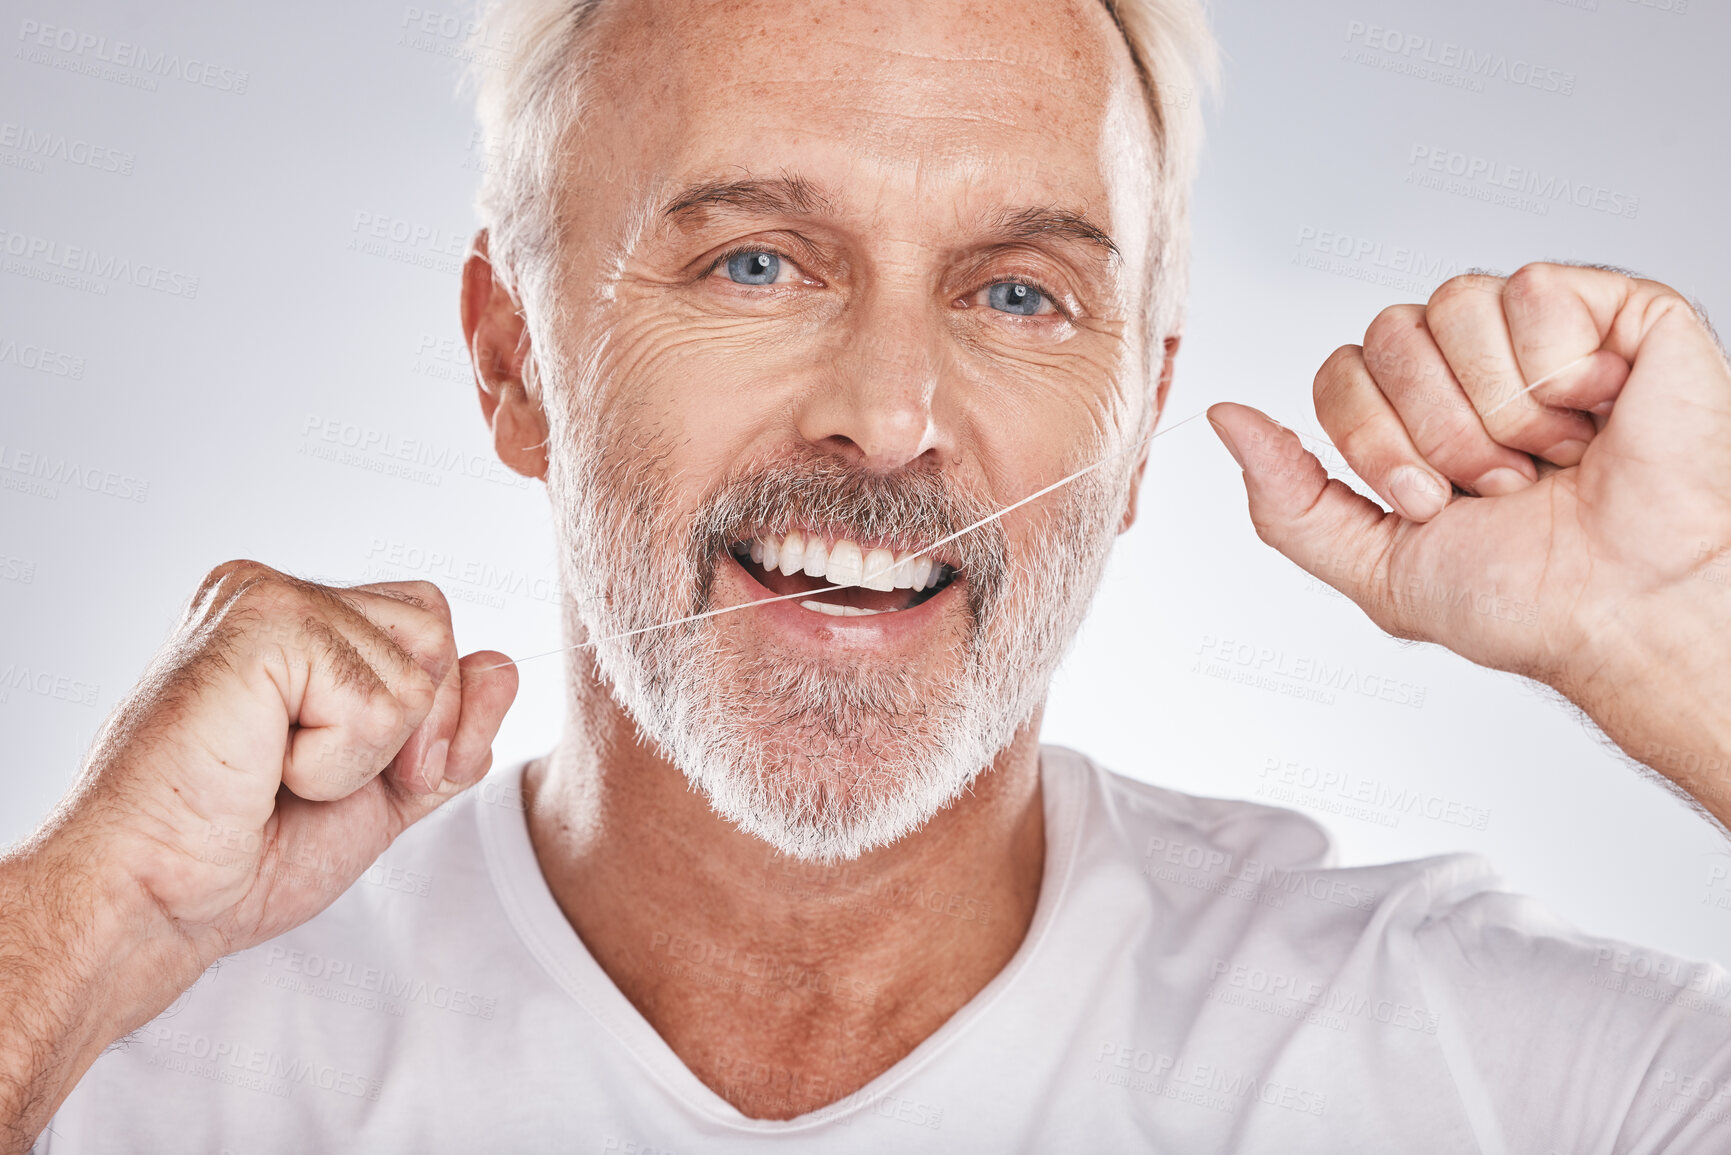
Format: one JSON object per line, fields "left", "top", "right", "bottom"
{"left": 2, "top": 0, "right": 1726, "bottom": 966}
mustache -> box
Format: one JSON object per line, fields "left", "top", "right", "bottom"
{"left": 685, "top": 450, "right": 1009, "bottom": 610}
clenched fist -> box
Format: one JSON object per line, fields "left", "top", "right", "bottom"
{"left": 80, "top": 561, "right": 519, "bottom": 960}
{"left": 1209, "top": 262, "right": 1731, "bottom": 826}
{"left": 0, "top": 561, "right": 516, "bottom": 1149}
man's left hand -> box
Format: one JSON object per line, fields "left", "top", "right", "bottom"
{"left": 1208, "top": 262, "right": 1731, "bottom": 828}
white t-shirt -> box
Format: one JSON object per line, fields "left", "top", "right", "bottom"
{"left": 35, "top": 746, "right": 1731, "bottom": 1153}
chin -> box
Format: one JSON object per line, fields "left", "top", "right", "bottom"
{"left": 660, "top": 648, "right": 1001, "bottom": 863}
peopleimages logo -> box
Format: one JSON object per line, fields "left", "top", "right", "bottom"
{"left": 0, "top": 121, "right": 133, "bottom": 175}
{"left": 0, "top": 227, "right": 200, "bottom": 299}
{"left": 1256, "top": 757, "right": 1492, "bottom": 832}
{"left": 1207, "top": 957, "right": 1441, "bottom": 1035}
{"left": 15, "top": 19, "right": 251, "bottom": 94}
{"left": 1343, "top": 20, "right": 1576, "bottom": 96}
{"left": 1407, "top": 145, "right": 1640, "bottom": 220}
{"left": 0, "top": 335, "right": 85, "bottom": 379}
{"left": 1193, "top": 634, "right": 1428, "bottom": 710}
{"left": 0, "top": 442, "right": 149, "bottom": 503}
{"left": 0, "top": 662, "right": 99, "bottom": 708}
{"left": 1292, "top": 225, "right": 1472, "bottom": 297}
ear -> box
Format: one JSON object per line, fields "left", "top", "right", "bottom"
{"left": 461, "top": 230, "right": 549, "bottom": 481}
{"left": 1119, "top": 334, "right": 1181, "bottom": 534}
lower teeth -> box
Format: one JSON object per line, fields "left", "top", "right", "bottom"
{"left": 800, "top": 600, "right": 887, "bottom": 617}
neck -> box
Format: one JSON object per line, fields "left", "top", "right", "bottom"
{"left": 524, "top": 655, "right": 1048, "bottom": 1119}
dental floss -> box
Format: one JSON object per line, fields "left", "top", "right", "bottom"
{"left": 474, "top": 410, "right": 1209, "bottom": 672}
{"left": 1482, "top": 351, "right": 1595, "bottom": 419}
{"left": 473, "top": 351, "right": 1601, "bottom": 674}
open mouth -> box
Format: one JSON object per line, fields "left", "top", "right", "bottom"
{"left": 727, "top": 529, "right": 958, "bottom": 617}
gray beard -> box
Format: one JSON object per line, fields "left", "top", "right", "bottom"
{"left": 543, "top": 376, "right": 1132, "bottom": 863}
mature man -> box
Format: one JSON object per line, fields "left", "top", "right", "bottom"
{"left": 6, "top": 0, "right": 1731, "bottom": 1150}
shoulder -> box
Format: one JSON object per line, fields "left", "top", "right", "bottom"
{"left": 1413, "top": 883, "right": 1731, "bottom": 1021}
{"left": 1402, "top": 878, "right": 1731, "bottom": 1149}
{"left": 1046, "top": 743, "right": 1337, "bottom": 870}
{"left": 1041, "top": 742, "right": 1508, "bottom": 951}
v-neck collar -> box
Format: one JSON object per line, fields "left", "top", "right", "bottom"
{"left": 475, "top": 745, "right": 1090, "bottom": 1133}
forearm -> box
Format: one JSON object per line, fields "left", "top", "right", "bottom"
{"left": 1561, "top": 599, "right": 1731, "bottom": 831}
{"left": 0, "top": 835, "right": 202, "bottom": 1154}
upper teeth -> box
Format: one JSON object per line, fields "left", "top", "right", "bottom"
{"left": 739, "top": 532, "right": 947, "bottom": 591}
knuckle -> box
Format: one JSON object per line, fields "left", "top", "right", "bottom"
{"left": 1426, "top": 273, "right": 1503, "bottom": 323}
{"left": 228, "top": 573, "right": 298, "bottom": 613}
{"left": 1364, "top": 319, "right": 1439, "bottom": 388}
{"left": 1642, "top": 284, "right": 1701, "bottom": 329}
{"left": 189, "top": 558, "right": 274, "bottom": 615}
{"left": 1501, "top": 265, "right": 1567, "bottom": 326}
{"left": 1503, "top": 261, "right": 1565, "bottom": 304}
{"left": 1313, "top": 345, "right": 1362, "bottom": 407}
{"left": 304, "top": 730, "right": 377, "bottom": 786}
{"left": 407, "top": 580, "right": 451, "bottom": 617}
{"left": 1446, "top": 346, "right": 1510, "bottom": 393}
{"left": 200, "top": 557, "right": 267, "bottom": 589}
{"left": 1362, "top": 304, "right": 1425, "bottom": 355}
{"left": 191, "top": 563, "right": 318, "bottom": 656}
{"left": 381, "top": 579, "right": 452, "bottom": 618}
{"left": 396, "top": 661, "right": 440, "bottom": 715}
{"left": 227, "top": 585, "right": 309, "bottom": 649}
{"left": 1329, "top": 413, "right": 1382, "bottom": 467}
{"left": 358, "top": 685, "right": 412, "bottom": 744}
{"left": 1421, "top": 420, "right": 1495, "bottom": 468}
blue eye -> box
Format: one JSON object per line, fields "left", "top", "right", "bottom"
{"left": 725, "top": 251, "right": 781, "bottom": 284}
{"left": 987, "top": 282, "right": 1047, "bottom": 316}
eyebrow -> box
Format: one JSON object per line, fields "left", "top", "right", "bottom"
{"left": 662, "top": 175, "right": 833, "bottom": 224}
{"left": 981, "top": 206, "right": 1121, "bottom": 261}
{"left": 661, "top": 174, "right": 1120, "bottom": 262}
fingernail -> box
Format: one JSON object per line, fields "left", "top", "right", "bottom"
{"left": 421, "top": 738, "right": 450, "bottom": 792}
{"left": 1472, "top": 466, "right": 1531, "bottom": 497}
{"left": 1389, "top": 466, "right": 1449, "bottom": 521}
{"left": 1542, "top": 438, "right": 1590, "bottom": 465}
{"left": 1208, "top": 418, "right": 1246, "bottom": 468}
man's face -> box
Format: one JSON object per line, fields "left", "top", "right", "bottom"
{"left": 520, "top": 0, "right": 1160, "bottom": 860}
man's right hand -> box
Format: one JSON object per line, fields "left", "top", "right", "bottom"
{"left": 73, "top": 559, "right": 519, "bottom": 965}
{"left": 0, "top": 560, "right": 518, "bottom": 1150}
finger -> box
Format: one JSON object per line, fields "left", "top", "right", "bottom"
{"left": 1502, "top": 263, "right": 1729, "bottom": 418}
{"left": 265, "top": 647, "right": 520, "bottom": 905}
{"left": 178, "top": 562, "right": 442, "bottom": 808}
{"left": 333, "top": 582, "right": 463, "bottom": 794}
{"left": 206, "top": 568, "right": 438, "bottom": 721}
{"left": 1496, "top": 265, "right": 1638, "bottom": 433}
{"left": 279, "top": 611, "right": 438, "bottom": 802}
{"left": 1208, "top": 402, "right": 1401, "bottom": 603}
{"left": 1313, "top": 345, "right": 1454, "bottom": 522}
{"left": 1493, "top": 348, "right": 1630, "bottom": 420}
{"left": 1501, "top": 264, "right": 1638, "bottom": 402}
{"left": 1361, "top": 305, "right": 1539, "bottom": 497}
{"left": 1425, "top": 274, "right": 1596, "bottom": 465}
{"left": 422, "top": 651, "right": 519, "bottom": 804}
{"left": 340, "top": 581, "right": 460, "bottom": 677}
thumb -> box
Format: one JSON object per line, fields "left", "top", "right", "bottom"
{"left": 423, "top": 649, "right": 519, "bottom": 800}
{"left": 1207, "top": 402, "right": 1401, "bottom": 605}
{"left": 385, "top": 649, "right": 521, "bottom": 827}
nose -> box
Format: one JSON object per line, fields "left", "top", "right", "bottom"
{"left": 794, "top": 285, "right": 954, "bottom": 472}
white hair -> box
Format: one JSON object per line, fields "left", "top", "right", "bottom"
{"left": 464, "top": 0, "right": 1212, "bottom": 861}
{"left": 467, "top": 0, "right": 1218, "bottom": 361}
